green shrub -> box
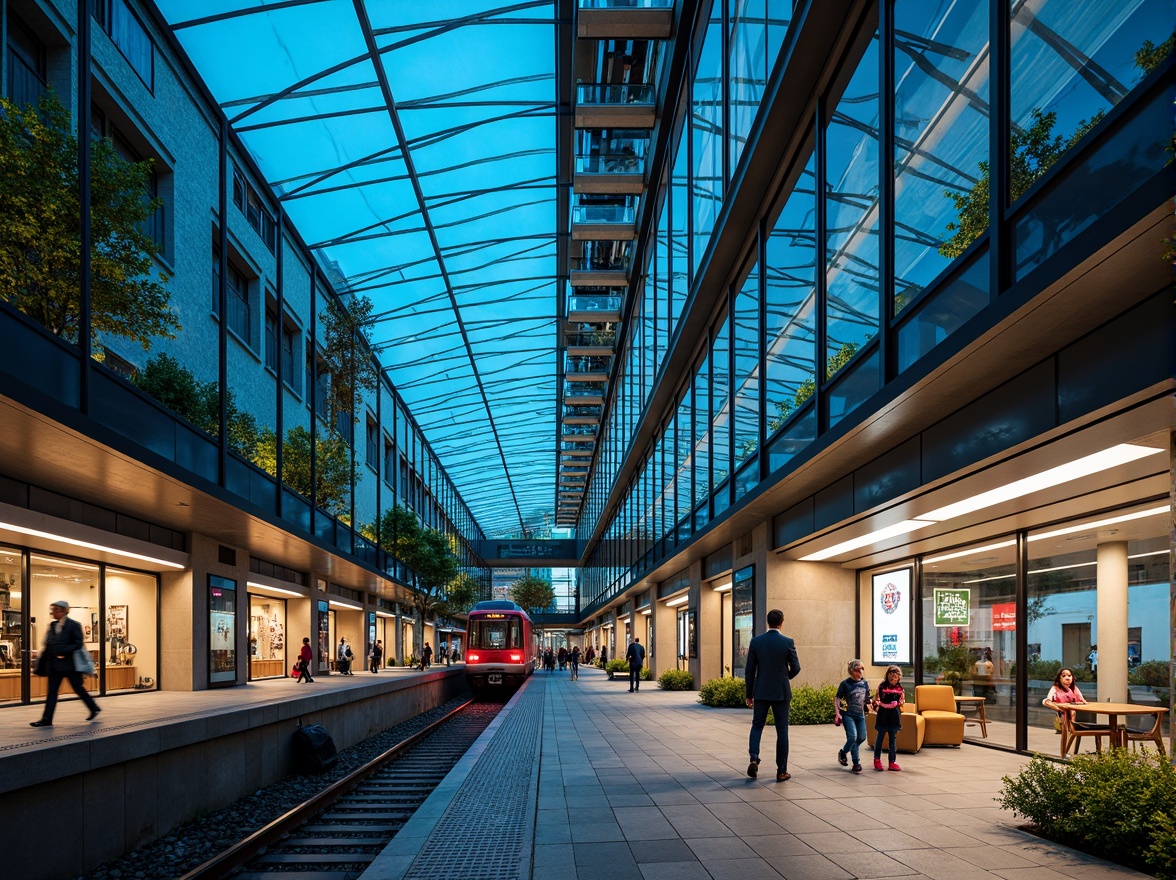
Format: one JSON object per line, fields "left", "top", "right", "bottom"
{"left": 999, "top": 750, "right": 1176, "bottom": 877}
{"left": 790, "top": 684, "right": 837, "bottom": 724}
{"left": 699, "top": 676, "right": 746, "bottom": 708}
{"left": 1130, "top": 660, "right": 1170, "bottom": 688}
{"left": 640, "top": 666, "right": 654, "bottom": 681}
{"left": 658, "top": 669, "right": 693, "bottom": 690}
{"left": 604, "top": 659, "right": 629, "bottom": 674}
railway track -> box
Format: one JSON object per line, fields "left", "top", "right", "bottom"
{"left": 178, "top": 699, "right": 500, "bottom": 880}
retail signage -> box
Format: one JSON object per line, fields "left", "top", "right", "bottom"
{"left": 933, "top": 588, "right": 971, "bottom": 627}
{"left": 991, "top": 602, "right": 1016, "bottom": 631}
{"left": 871, "top": 569, "right": 911, "bottom": 665}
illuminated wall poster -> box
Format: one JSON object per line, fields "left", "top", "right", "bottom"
{"left": 872, "top": 568, "right": 911, "bottom": 666}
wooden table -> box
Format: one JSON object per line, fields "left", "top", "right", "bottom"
{"left": 954, "top": 695, "right": 988, "bottom": 737}
{"left": 1057, "top": 701, "right": 1169, "bottom": 756}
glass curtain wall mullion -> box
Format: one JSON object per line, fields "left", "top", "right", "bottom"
{"left": 692, "top": 6, "right": 724, "bottom": 277}
{"left": 711, "top": 304, "right": 731, "bottom": 517}
{"left": 732, "top": 258, "right": 760, "bottom": 501}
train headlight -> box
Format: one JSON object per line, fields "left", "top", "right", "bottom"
{"left": 467, "top": 652, "right": 480, "bottom": 663}
{"left": 509, "top": 653, "right": 522, "bottom": 662}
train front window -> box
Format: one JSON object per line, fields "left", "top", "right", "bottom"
{"left": 471, "top": 619, "right": 521, "bottom": 649}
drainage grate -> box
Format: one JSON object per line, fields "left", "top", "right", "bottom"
{"left": 401, "top": 682, "right": 544, "bottom": 880}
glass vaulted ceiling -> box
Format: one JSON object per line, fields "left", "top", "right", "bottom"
{"left": 158, "top": 1, "right": 560, "bottom": 538}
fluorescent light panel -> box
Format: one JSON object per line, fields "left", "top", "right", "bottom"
{"left": 1028, "top": 506, "right": 1167, "bottom": 542}
{"left": 665, "top": 593, "right": 689, "bottom": 607}
{"left": 246, "top": 582, "right": 303, "bottom": 597}
{"left": 924, "top": 540, "right": 1017, "bottom": 565}
{"left": 3, "top": 521, "right": 185, "bottom": 569}
{"left": 800, "top": 520, "right": 935, "bottom": 561}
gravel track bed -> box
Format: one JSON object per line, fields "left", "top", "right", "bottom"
{"left": 80, "top": 693, "right": 476, "bottom": 880}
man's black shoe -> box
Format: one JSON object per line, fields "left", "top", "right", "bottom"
{"left": 87, "top": 707, "right": 102, "bottom": 721}
{"left": 747, "top": 759, "right": 759, "bottom": 779}
{"left": 30, "top": 719, "right": 52, "bottom": 727}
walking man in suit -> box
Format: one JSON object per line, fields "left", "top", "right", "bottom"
{"left": 31, "top": 599, "right": 101, "bottom": 726}
{"left": 745, "top": 608, "right": 801, "bottom": 781}
{"left": 626, "top": 637, "right": 646, "bottom": 692}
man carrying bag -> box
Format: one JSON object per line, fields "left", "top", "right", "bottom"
{"left": 31, "top": 599, "right": 101, "bottom": 727}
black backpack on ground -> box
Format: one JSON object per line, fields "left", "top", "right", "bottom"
{"left": 292, "top": 721, "right": 338, "bottom": 774}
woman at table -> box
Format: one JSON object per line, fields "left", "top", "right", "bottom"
{"left": 1042, "top": 667, "right": 1106, "bottom": 734}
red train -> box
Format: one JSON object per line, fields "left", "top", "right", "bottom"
{"left": 464, "top": 600, "right": 539, "bottom": 690}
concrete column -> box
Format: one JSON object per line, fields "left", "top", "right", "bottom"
{"left": 1095, "top": 541, "right": 1129, "bottom": 702}
{"left": 698, "top": 572, "right": 723, "bottom": 684}
{"left": 653, "top": 594, "right": 674, "bottom": 678}
{"left": 394, "top": 604, "right": 403, "bottom": 665}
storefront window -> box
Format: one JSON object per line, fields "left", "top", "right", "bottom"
{"left": 1026, "top": 504, "right": 1170, "bottom": 743}
{"left": 29, "top": 555, "right": 101, "bottom": 695}
{"left": 921, "top": 540, "right": 1017, "bottom": 748}
{"left": 209, "top": 575, "right": 237, "bottom": 684}
{"left": 248, "top": 595, "right": 287, "bottom": 679}
{"left": 732, "top": 565, "right": 753, "bottom": 680}
{"left": 105, "top": 567, "right": 158, "bottom": 692}
{"left": 0, "top": 547, "right": 23, "bottom": 703}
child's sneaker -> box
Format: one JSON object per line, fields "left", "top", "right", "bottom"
{"left": 888, "top": 762, "right": 902, "bottom": 771}
{"left": 851, "top": 763, "right": 863, "bottom": 773}
{"left": 873, "top": 759, "right": 884, "bottom": 771}
{"left": 837, "top": 749, "right": 848, "bottom": 766}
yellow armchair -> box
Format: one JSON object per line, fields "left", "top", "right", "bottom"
{"left": 865, "top": 702, "right": 925, "bottom": 754}
{"left": 915, "top": 685, "right": 966, "bottom": 746}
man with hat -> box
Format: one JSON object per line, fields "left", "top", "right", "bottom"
{"left": 30, "top": 599, "right": 101, "bottom": 726}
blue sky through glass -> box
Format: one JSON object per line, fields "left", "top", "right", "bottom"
{"left": 158, "top": 1, "right": 560, "bottom": 539}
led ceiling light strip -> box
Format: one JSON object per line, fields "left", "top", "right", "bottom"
{"left": 1028, "top": 506, "right": 1167, "bottom": 542}
{"left": 1, "top": 521, "right": 185, "bottom": 569}
{"left": 799, "top": 444, "right": 1163, "bottom": 562}
{"left": 665, "top": 593, "right": 689, "bottom": 607}
{"left": 246, "top": 582, "right": 303, "bottom": 597}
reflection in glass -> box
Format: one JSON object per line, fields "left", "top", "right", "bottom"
{"left": 105, "top": 567, "right": 157, "bottom": 692}
{"left": 249, "top": 595, "right": 287, "bottom": 679}
{"left": 765, "top": 154, "right": 816, "bottom": 438}
{"left": 29, "top": 555, "right": 100, "bottom": 694}
{"left": 733, "top": 564, "right": 754, "bottom": 679}
{"left": 894, "top": 1, "right": 990, "bottom": 308}
{"left": 728, "top": 1, "right": 792, "bottom": 173}
{"left": 825, "top": 34, "right": 880, "bottom": 375}
{"left": 711, "top": 311, "right": 731, "bottom": 493}
{"left": 209, "top": 575, "right": 237, "bottom": 684}
{"left": 692, "top": 354, "right": 711, "bottom": 513}
{"left": 675, "top": 389, "right": 693, "bottom": 527}
{"left": 922, "top": 539, "right": 1017, "bottom": 748}
{"left": 733, "top": 263, "right": 760, "bottom": 467}
{"left": 0, "top": 547, "right": 23, "bottom": 703}
{"left": 661, "top": 416, "right": 676, "bottom": 541}
{"left": 692, "top": 9, "right": 724, "bottom": 274}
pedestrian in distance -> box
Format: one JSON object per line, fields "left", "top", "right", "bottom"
{"left": 336, "top": 636, "right": 351, "bottom": 675}
{"left": 871, "top": 665, "right": 905, "bottom": 770}
{"left": 599, "top": 645, "right": 607, "bottom": 665}
{"left": 421, "top": 641, "right": 433, "bottom": 670}
{"left": 30, "top": 599, "right": 101, "bottom": 726}
{"left": 745, "top": 608, "right": 801, "bottom": 781}
{"left": 833, "top": 659, "right": 869, "bottom": 772}
{"left": 369, "top": 639, "right": 383, "bottom": 674}
{"left": 297, "top": 637, "right": 315, "bottom": 683}
{"left": 626, "top": 637, "right": 645, "bottom": 692}
{"left": 570, "top": 644, "right": 581, "bottom": 681}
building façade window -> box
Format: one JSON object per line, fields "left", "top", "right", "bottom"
{"left": 91, "top": 0, "right": 154, "bottom": 90}
{"left": 365, "top": 418, "right": 378, "bottom": 471}
{"left": 232, "top": 164, "right": 277, "bottom": 253}
{"left": 212, "top": 244, "right": 254, "bottom": 346}
{"left": 90, "top": 105, "right": 165, "bottom": 252}
{"left": 264, "top": 298, "right": 300, "bottom": 391}
{"left": 5, "top": 10, "right": 47, "bottom": 107}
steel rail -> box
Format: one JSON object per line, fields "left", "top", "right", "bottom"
{"left": 176, "top": 697, "right": 477, "bottom": 880}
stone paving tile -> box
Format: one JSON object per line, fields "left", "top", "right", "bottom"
{"left": 889, "top": 847, "right": 1009, "bottom": 880}
{"left": 831, "top": 851, "right": 931, "bottom": 878}
{"left": 855, "top": 828, "right": 935, "bottom": 851}
{"left": 702, "top": 856, "right": 786, "bottom": 879}
{"left": 681, "top": 835, "right": 759, "bottom": 862}
{"left": 773, "top": 853, "right": 855, "bottom": 880}
{"left": 794, "top": 829, "right": 880, "bottom": 854}
{"left": 609, "top": 792, "right": 657, "bottom": 807}
{"left": 631, "top": 838, "right": 700, "bottom": 864}
{"left": 637, "top": 861, "right": 715, "bottom": 880}
{"left": 940, "top": 845, "right": 1043, "bottom": 871}
{"left": 533, "top": 842, "right": 574, "bottom": 869}
{"left": 571, "top": 820, "right": 628, "bottom": 843}
{"left": 739, "top": 833, "right": 821, "bottom": 861}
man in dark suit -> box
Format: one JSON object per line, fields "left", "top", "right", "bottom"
{"left": 31, "top": 599, "right": 101, "bottom": 726}
{"left": 626, "top": 637, "right": 646, "bottom": 692}
{"left": 745, "top": 608, "right": 800, "bottom": 781}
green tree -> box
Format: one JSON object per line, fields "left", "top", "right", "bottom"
{"left": 133, "top": 353, "right": 259, "bottom": 460}
{"left": 509, "top": 573, "right": 555, "bottom": 613}
{"left": 320, "top": 294, "right": 378, "bottom": 432}
{"left": 255, "top": 425, "right": 354, "bottom": 515}
{"left": 0, "top": 93, "right": 176, "bottom": 348}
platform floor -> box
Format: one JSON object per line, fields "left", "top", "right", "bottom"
{"left": 363, "top": 667, "right": 1147, "bottom": 880}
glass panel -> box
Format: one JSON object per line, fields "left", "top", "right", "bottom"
{"left": 711, "top": 311, "right": 731, "bottom": 490}
{"left": 922, "top": 539, "right": 1017, "bottom": 749}
{"left": 1009, "top": 0, "right": 1169, "bottom": 212}
{"left": 825, "top": 33, "right": 880, "bottom": 375}
{"left": 104, "top": 567, "right": 157, "bottom": 693}
{"left": 733, "top": 263, "right": 760, "bottom": 466}
{"left": 1027, "top": 504, "right": 1170, "bottom": 747}
{"left": 28, "top": 554, "right": 100, "bottom": 699}
{"left": 767, "top": 402, "right": 815, "bottom": 473}
{"left": 692, "top": 355, "right": 710, "bottom": 513}
{"left": 209, "top": 575, "right": 237, "bottom": 684}
{"left": 0, "top": 547, "right": 23, "bottom": 704}
{"left": 249, "top": 595, "right": 287, "bottom": 679}
{"left": 732, "top": 564, "right": 754, "bottom": 679}
{"left": 894, "top": 1, "right": 990, "bottom": 308}
{"left": 729, "top": 0, "right": 767, "bottom": 173}
{"left": 826, "top": 346, "right": 879, "bottom": 429}
{"left": 661, "top": 416, "right": 676, "bottom": 543}
{"left": 692, "top": 9, "right": 724, "bottom": 274}
{"left": 765, "top": 154, "right": 817, "bottom": 438}
{"left": 675, "top": 389, "right": 692, "bottom": 527}
{"left": 896, "top": 249, "right": 989, "bottom": 373}
{"left": 671, "top": 131, "right": 691, "bottom": 297}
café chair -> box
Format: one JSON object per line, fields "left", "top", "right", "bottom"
{"left": 1124, "top": 712, "right": 1167, "bottom": 758}
{"left": 1062, "top": 710, "right": 1111, "bottom": 754}
{"left": 914, "top": 685, "right": 966, "bottom": 746}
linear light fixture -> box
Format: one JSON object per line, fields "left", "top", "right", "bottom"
{"left": 328, "top": 599, "right": 361, "bottom": 610}
{"left": 712, "top": 581, "right": 732, "bottom": 592}
{"left": 800, "top": 444, "right": 1163, "bottom": 562}
{"left": 246, "top": 582, "right": 303, "bottom": 597}
{"left": 2, "top": 521, "right": 186, "bottom": 569}
{"left": 640, "top": 607, "right": 652, "bottom": 615}
{"left": 924, "top": 540, "right": 1018, "bottom": 565}
{"left": 1028, "top": 506, "right": 1167, "bottom": 542}
{"left": 376, "top": 611, "right": 395, "bottom": 618}
{"left": 918, "top": 444, "right": 1163, "bottom": 522}
{"left": 800, "top": 520, "right": 936, "bottom": 561}
{"left": 665, "top": 593, "right": 689, "bottom": 607}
